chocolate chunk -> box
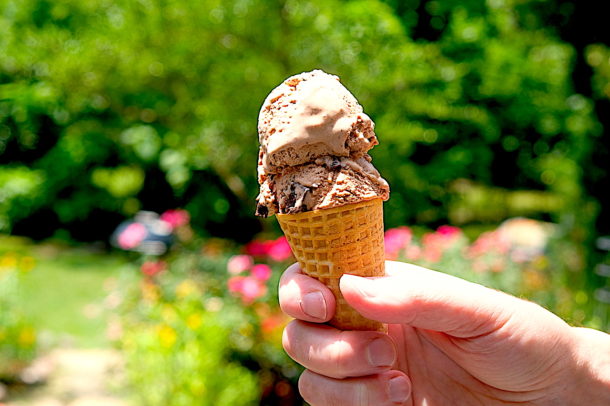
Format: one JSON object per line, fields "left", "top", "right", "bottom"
{"left": 330, "top": 157, "right": 342, "bottom": 171}
{"left": 283, "top": 183, "right": 310, "bottom": 214}
{"left": 255, "top": 204, "right": 269, "bottom": 218}
{"left": 284, "top": 185, "right": 297, "bottom": 210}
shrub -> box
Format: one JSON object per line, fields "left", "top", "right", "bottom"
{"left": 386, "top": 220, "right": 602, "bottom": 329}
{"left": 119, "top": 275, "right": 261, "bottom": 406}
{"left": 113, "top": 233, "right": 299, "bottom": 405}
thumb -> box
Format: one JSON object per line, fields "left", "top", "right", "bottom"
{"left": 340, "top": 261, "right": 519, "bottom": 338}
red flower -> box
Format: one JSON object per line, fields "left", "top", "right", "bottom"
{"left": 228, "top": 276, "right": 246, "bottom": 293}
{"left": 245, "top": 237, "right": 293, "bottom": 262}
{"left": 261, "top": 312, "right": 289, "bottom": 334}
{"left": 160, "top": 209, "right": 190, "bottom": 229}
{"left": 268, "top": 237, "right": 293, "bottom": 262}
{"left": 244, "top": 240, "right": 273, "bottom": 257}
{"left": 437, "top": 225, "right": 462, "bottom": 238}
{"left": 141, "top": 260, "right": 166, "bottom": 277}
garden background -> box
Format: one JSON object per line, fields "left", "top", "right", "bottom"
{"left": 1, "top": 0, "right": 609, "bottom": 405}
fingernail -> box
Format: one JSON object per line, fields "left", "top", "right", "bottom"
{"left": 388, "top": 375, "right": 410, "bottom": 404}
{"left": 366, "top": 338, "right": 395, "bottom": 367}
{"left": 300, "top": 291, "right": 327, "bottom": 320}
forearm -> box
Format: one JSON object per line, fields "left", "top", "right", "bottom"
{"left": 567, "top": 326, "right": 610, "bottom": 405}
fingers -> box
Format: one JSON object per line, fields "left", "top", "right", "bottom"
{"left": 279, "top": 262, "right": 336, "bottom": 323}
{"left": 299, "top": 370, "right": 411, "bottom": 406}
{"left": 282, "top": 320, "right": 396, "bottom": 379}
{"left": 340, "top": 261, "right": 517, "bottom": 338}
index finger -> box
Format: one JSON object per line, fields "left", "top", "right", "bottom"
{"left": 279, "top": 263, "right": 336, "bottom": 323}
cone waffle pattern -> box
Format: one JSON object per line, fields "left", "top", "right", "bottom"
{"left": 277, "top": 199, "right": 386, "bottom": 331}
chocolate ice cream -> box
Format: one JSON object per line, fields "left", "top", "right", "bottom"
{"left": 256, "top": 70, "right": 389, "bottom": 217}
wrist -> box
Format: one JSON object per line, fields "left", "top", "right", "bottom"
{"left": 566, "top": 327, "right": 610, "bottom": 405}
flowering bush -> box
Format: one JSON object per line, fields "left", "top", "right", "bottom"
{"left": 384, "top": 219, "right": 598, "bottom": 328}
{"left": 385, "top": 224, "right": 521, "bottom": 295}
{"left": 113, "top": 227, "right": 300, "bottom": 405}
{"left": 118, "top": 275, "right": 261, "bottom": 406}
{"left": 0, "top": 252, "right": 37, "bottom": 381}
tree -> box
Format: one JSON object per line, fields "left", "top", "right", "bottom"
{"left": 0, "top": 0, "right": 604, "bottom": 247}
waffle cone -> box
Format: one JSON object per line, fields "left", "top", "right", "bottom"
{"left": 277, "top": 198, "right": 386, "bottom": 331}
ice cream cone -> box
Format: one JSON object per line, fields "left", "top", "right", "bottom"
{"left": 277, "top": 198, "right": 386, "bottom": 331}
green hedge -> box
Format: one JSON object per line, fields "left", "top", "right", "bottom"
{"left": 0, "top": 0, "right": 603, "bottom": 245}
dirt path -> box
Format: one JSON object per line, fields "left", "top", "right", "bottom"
{"left": 3, "top": 348, "right": 129, "bottom": 406}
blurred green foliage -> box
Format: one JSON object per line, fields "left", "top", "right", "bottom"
{"left": 586, "top": 44, "right": 610, "bottom": 100}
{"left": 1, "top": 252, "right": 37, "bottom": 381}
{"left": 116, "top": 243, "right": 298, "bottom": 405}
{"left": 119, "top": 276, "right": 261, "bottom": 406}
{"left": 0, "top": 0, "right": 606, "bottom": 248}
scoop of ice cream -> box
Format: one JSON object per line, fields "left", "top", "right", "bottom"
{"left": 257, "top": 156, "right": 389, "bottom": 216}
{"left": 258, "top": 70, "right": 377, "bottom": 178}
{"left": 256, "top": 70, "right": 389, "bottom": 217}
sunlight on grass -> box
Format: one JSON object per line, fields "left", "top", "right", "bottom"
{"left": 1, "top": 235, "right": 136, "bottom": 348}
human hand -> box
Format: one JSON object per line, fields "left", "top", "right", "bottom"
{"left": 279, "top": 261, "right": 610, "bottom": 405}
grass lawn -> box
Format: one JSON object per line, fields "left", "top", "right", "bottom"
{"left": 1, "top": 234, "right": 136, "bottom": 348}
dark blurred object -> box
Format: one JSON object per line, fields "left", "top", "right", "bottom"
{"left": 111, "top": 211, "right": 174, "bottom": 255}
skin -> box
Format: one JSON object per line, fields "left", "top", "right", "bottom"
{"left": 279, "top": 261, "right": 610, "bottom": 406}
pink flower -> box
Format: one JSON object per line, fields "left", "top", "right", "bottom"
{"left": 240, "top": 276, "right": 267, "bottom": 303}
{"left": 404, "top": 244, "right": 421, "bottom": 261}
{"left": 268, "top": 237, "right": 293, "bottom": 262}
{"left": 419, "top": 226, "right": 464, "bottom": 263}
{"left": 160, "top": 209, "right": 190, "bottom": 229}
{"left": 251, "top": 264, "right": 272, "bottom": 281}
{"left": 228, "top": 276, "right": 246, "bottom": 293}
{"left": 141, "top": 260, "right": 166, "bottom": 277}
{"left": 437, "top": 225, "right": 462, "bottom": 238}
{"left": 384, "top": 227, "right": 412, "bottom": 259}
{"left": 118, "top": 223, "right": 147, "bottom": 249}
{"left": 421, "top": 232, "right": 444, "bottom": 263}
{"left": 228, "top": 275, "right": 267, "bottom": 304}
{"left": 227, "top": 255, "right": 253, "bottom": 275}
{"left": 468, "top": 230, "right": 509, "bottom": 259}
{"left": 422, "top": 242, "right": 443, "bottom": 263}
